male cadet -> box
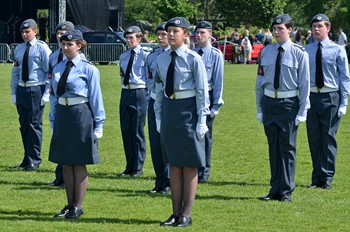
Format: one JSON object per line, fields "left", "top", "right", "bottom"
{"left": 305, "top": 14, "right": 350, "bottom": 190}
{"left": 146, "top": 22, "right": 170, "bottom": 194}
{"left": 193, "top": 21, "right": 224, "bottom": 183}
{"left": 47, "top": 21, "right": 75, "bottom": 186}
{"left": 256, "top": 14, "right": 310, "bottom": 202}
{"left": 11, "top": 19, "right": 51, "bottom": 171}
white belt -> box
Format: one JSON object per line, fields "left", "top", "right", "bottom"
{"left": 58, "top": 97, "right": 88, "bottom": 106}
{"left": 122, "top": 84, "right": 146, "bottom": 89}
{"left": 208, "top": 85, "right": 213, "bottom": 91}
{"left": 165, "top": 89, "right": 196, "bottom": 100}
{"left": 18, "top": 81, "right": 46, "bottom": 87}
{"left": 150, "top": 92, "right": 156, "bottom": 100}
{"left": 310, "top": 86, "right": 338, "bottom": 93}
{"left": 264, "top": 89, "right": 298, "bottom": 99}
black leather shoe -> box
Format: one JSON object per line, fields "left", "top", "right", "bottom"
{"left": 159, "top": 187, "right": 171, "bottom": 195}
{"left": 147, "top": 187, "right": 160, "bottom": 194}
{"left": 280, "top": 194, "right": 292, "bottom": 202}
{"left": 54, "top": 205, "right": 72, "bottom": 218}
{"left": 160, "top": 214, "right": 179, "bottom": 226}
{"left": 48, "top": 179, "right": 64, "bottom": 187}
{"left": 322, "top": 180, "right": 332, "bottom": 189}
{"left": 118, "top": 170, "right": 131, "bottom": 177}
{"left": 173, "top": 215, "right": 192, "bottom": 227}
{"left": 13, "top": 162, "right": 27, "bottom": 169}
{"left": 65, "top": 207, "right": 84, "bottom": 219}
{"left": 198, "top": 178, "right": 208, "bottom": 184}
{"left": 25, "top": 163, "right": 39, "bottom": 171}
{"left": 130, "top": 171, "right": 143, "bottom": 177}
{"left": 259, "top": 193, "right": 279, "bottom": 201}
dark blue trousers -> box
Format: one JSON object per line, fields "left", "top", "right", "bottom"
{"left": 119, "top": 88, "right": 147, "bottom": 173}
{"left": 262, "top": 95, "right": 299, "bottom": 196}
{"left": 306, "top": 92, "right": 340, "bottom": 185}
{"left": 16, "top": 85, "right": 45, "bottom": 165}
{"left": 54, "top": 164, "right": 63, "bottom": 182}
{"left": 148, "top": 98, "right": 169, "bottom": 189}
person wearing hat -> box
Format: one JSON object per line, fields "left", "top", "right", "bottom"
{"left": 305, "top": 14, "right": 350, "bottom": 190}
{"left": 118, "top": 25, "right": 149, "bottom": 177}
{"left": 193, "top": 20, "right": 224, "bottom": 183}
{"left": 256, "top": 14, "right": 310, "bottom": 202}
{"left": 146, "top": 22, "right": 170, "bottom": 195}
{"left": 47, "top": 21, "right": 75, "bottom": 187}
{"left": 155, "top": 17, "right": 210, "bottom": 227}
{"left": 10, "top": 19, "right": 51, "bottom": 171}
{"left": 49, "top": 29, "right": 105, "bottom": 219}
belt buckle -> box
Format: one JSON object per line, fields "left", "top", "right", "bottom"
{"left": 128, "top": 84, "right": 130, "bottom": 89}
{"left": 24, "top": 82, "right": 27, "bottom": 87}
{"left": 171, "top": 92, "right": 176, "bottom": 99}
{"left": 274, "top": 91, "right": 278, "bottom": 99}
{"left": 317, "top": 87, "right": 321, "bottom": 93}
{"left": 65, "top": 98, "right": 68, "bottom": 106}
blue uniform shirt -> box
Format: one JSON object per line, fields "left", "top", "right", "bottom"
{"left": 193, "top": 44, "right": 224, "bottom": 112}
{"left": 119, "top": 45, "right": 149, "bottom": 87}
{"left": 11, "top": 38, "right": 51, "bottom": 95}
{"left": 147, "top": 47, "right": 170, "bottom": 95}
{"left": 155, "top": 44, "right": 210, "bottom": 121}
{"left": 50, "top": 55, "right": 105, "bottom": 129}
{"left": 256, "top": 39, "right": 310, "bottom": 117}
{"left": 305, "top": 38, "right": 350, "bottom": 106}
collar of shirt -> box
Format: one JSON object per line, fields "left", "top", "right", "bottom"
{"left": 199, "top": 44, "right": 212, "bottom": 53}
{"left": 66, "top": 54, "right": 82, "bottom": 67}
{"left": 27, "top": 38, "right": 37, "bottom": 46}
{"left": 275, "top": 39, "right": 292, "bottom": 52}
{"left": 132, "top": 45, "right": 142, "bottom": 54}
{"left": 172, "top": 44, "right": 188, "bottom": 57}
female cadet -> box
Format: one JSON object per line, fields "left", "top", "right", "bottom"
{"left": 155, "top": 17, "right": 210, "bottom": 227}
{"left": 49, "top": 29, "right": 105, "bottom": 219}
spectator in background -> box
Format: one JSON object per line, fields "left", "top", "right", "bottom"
{"left": 244, "top": 29, "right": 254, "bottom": 47}
{"left": 231, "top": 32, "right": 242, "bottom": 64}
{"left": 305, "top": 30, "right": 314, "bottom": 44}
{"left": 142, "top": 30, "right": 151, "bottom": 43}
{"left": 241, "top": 36, "right": 252, "bottom": 64}
{"left": 255, "top": 29, "right": 264, "bottom": 43}
{"left": 263, "top": 28, "right": 273, "bottom": 46}
{"left": 337, "top": 28, "right": 348, "bottom": 48}
{"left": 294, "top": 30, "right": 304, "bottom": 45}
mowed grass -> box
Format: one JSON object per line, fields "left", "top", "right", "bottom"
{"left": 1, "top": 63, "right": 350, "bottom": 231}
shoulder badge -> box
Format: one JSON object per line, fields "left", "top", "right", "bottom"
{"left": 293, "top": 43, "right": 305, "bottom": 51}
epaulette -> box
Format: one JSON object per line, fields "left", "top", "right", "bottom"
{"left": 293, "top": 43, "right": 305, "bottom": 51}
{"left": 211, "top": 46, "right": 222, "bottom": 54}
{"left": 81, "top": 59, "right": 93, "bottom": 65}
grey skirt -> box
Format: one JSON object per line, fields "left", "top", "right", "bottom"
{"left": 49, "top": 102, "right": 99, "bottom": 165}
{"left": 161, "top": 96, "right": 205, "bottom": 167}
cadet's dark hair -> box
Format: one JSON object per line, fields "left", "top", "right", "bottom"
{"left": 285, "top": 21, "right": 294, "bottom": 29}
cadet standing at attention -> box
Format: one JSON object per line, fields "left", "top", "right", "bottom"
{"left": 155, "top": 17, "right": 210, "bottom": 227}
{"left": 305, "top": 14, "right": 350, "bottom": 190}
{"left": 193, "top": 20, "right": 224, "bottom": 183}
{"left": 256, "top": 14, "right": 310, "bottom": 202}
{"left": 146, "top": 22, "right": 171, "bottom": 194}
{"left": 11, "top": 19, "right": 51, "bottom": 171}
{"left": 118, "top": 26, "right": 149, "bottom": 177}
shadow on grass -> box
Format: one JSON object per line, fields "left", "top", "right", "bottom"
{"left": 0, "top": 165, "right": 53, "bottom": 174}
{"left": 202, "top": 180, "right": 269, "bottom": 187}
{"left": 0, "top": 209, "right": 159, "bottom": 224}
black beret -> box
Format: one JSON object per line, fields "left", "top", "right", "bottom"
{"left": 20, "top": 19, "right": 37, "bottom": 32}
{"left": 55, "top": 21, "right": 74, "bottom": 32}
{"left": 155, "top": 22, "right": 167, "bottom": 33}
{"left": 60, "top": 29, "right": 83, "bottom": 42}
{"left": 310, "top": 13, "right": 330, "bottom": 26}
{"left": 195, "top": 21, "right": 212, "bottom": 31}
{"left": 124, "top": 26, "right": 142, "bottom": 37}
{"left": 165, "top": 17, "right": 190, "bottom": 30}
{"left": 271, "top": 14, "right": 292, "bottom": 27}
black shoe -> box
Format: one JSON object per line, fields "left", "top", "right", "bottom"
{"left": 322, "top": 180, "right": 332, "bottom": 189}
{"left": 147, "top": 187, "right": 160, "bottom": 194}
{"left": 65, "top": 207, "right": 84, "bottom": 219}
{"left": 198, "top": 178, "right": 208, "bottom": 184}
{"left": 259, "top": 193, "right": 279, "bottom": 201}
{"left": 280, "top": 194, "right": 292, "bottom": 202}
{"left": 25, "top": 163, "right": 39, "bottom": 171}
{"left": 173, "top": 215, "right": 192, "bottom": 227}
{"left": 159, "top": 187, "right": 171, "bottom": 195}
{"left": 54, "top": 205, "right": 72, "bottom": 218}
{"left": 130, "top": 171, "right": 143, "bottom": 177}
{"left": 160, "top": 214, "right": 179, "bottom": 226}
{"left": 118, "top": 170, "right": 131, "bottom": 177}
{"left": 307, "top": 183, "right": 322, "bottom": 189}
{"left": 13, "top": 162, "right": 27, "bottom": 169}
{"left": 48, "top": 179, "right": 64, "bottom": 187}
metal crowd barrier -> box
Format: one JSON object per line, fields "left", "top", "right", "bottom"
{"left": 0, "top": 43, "right": 10, "bottom": 63}
{"left": 8, "top": 43, "right": 20, "bottom": 62}
{"left": 85, "top": 43, "right": 126, "bottom": 64}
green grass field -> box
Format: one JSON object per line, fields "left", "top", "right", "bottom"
{"left": 1, "top": 63, "right": 350, "bottom": 231}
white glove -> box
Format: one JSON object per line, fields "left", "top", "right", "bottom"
{"left": 196, "top": 123, "right": 208, "bottom": 140}
{"left": 338, "top": 105, "right": 347, "bottom": 118}
{"left": 93, "top": 128, "right": 103, "bottom": 139}
{"left": 41, "top": 93, "right": 50, "bottom": 106}
{"left": 295, "top": 115, "right": 307, "bottom": 126}
{"left": 156, "top": 119, "right": 161, "bottom": 133}
{"left": 210, "top": 109, "right": 219, "bottom": 118}
{"left": 12, "top": 95, "right": 16, "bottom": 105}
{"left": 257, "top": 113, "right": 263, "bottom": 123}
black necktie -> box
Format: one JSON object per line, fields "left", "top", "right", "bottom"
{"left": 165, "top": 51, "right": 177, "bottom": 97}
{"left": 123, "top": 49, "right": 135, "bottom": 86}
{"left": 57, "top": 61, "right": 74, "bottom": 97}
{"left": 316, "top": 42, "right": 324, "bottom": 89}
{"left": 57, "top": 48, "right": 63, "bottom": 63}
{"left": 274, "top": 46, "right": 283, "bottom": 90}
{"left": 198, "top": 49, "right": 203, "bottom": 56}
{"left": 22, "top": 42, "right": 31, "bottom": 82}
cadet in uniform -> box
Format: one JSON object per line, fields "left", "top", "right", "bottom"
{"left": 193, "top": 20, "right": 224, "bottom": 183}
{"left": 256, "top": 14, "right": 310, "bottom": 202}
{"left": 11, "top": 19, "right": 51, "bottom": 171}
{"left": 146, "top": 22, "right": 170, "bottom": 194}
{"left": 155, "top": 17, "right": 210, "bottom": 227}
{"left": 118, "top": 26, "right": 149, "bottom": 177}
{"left": 305, "top": 14, "right": 350, "bottom": 189}
{"left": 47, "top": 21, "right": 75, "bottom": 187}
{"left": 49, "top": 29, "right": 105, "bottom": 219}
